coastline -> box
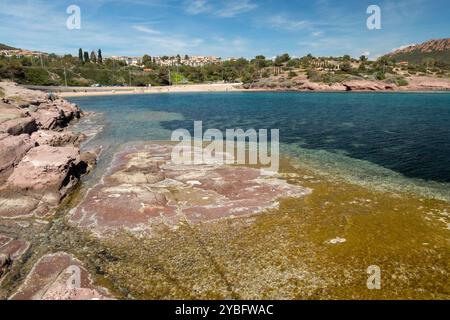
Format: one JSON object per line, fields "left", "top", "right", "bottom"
{"left": 1, "top": 82, "right": 449, "bottom": 299}
{"left": 24, "top": 81, "right": 450, "bottom": 98}
{"left": 42, "top": 83, "right": 245, "bottom": 97}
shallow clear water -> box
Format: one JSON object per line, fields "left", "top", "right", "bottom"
{"left": 68, "top": 92, "right": 450, "bottom": 198}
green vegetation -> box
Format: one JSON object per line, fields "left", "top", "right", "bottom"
{"left": 0, "top": 44, "right": 449, "bottom": 87}
{"left": 390, "top": 49, "right": 450, "bottom": 67}
{"left": 386, "top": 76, "right": 409, "bottom": 86}
{"left": 288, "top": 71, "right": 297, "bottom": 78}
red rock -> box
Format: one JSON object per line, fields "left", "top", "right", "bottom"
{"left": 9, "top": 252, "right": 113, "bottom": 300}
{"left": 6, "top": 145, "right": 83, "bottom": 192}
{"left": 0, "top": 116, "right": 37, "bottom": 135}
{"left": 402, "top": 76, "right": 450, "bottom": 91}
{"left": 0, "top": 237, "right": 29, "bottom": 260}
{"left": 31, "top": 130, "right": 84, "bottom": 147}
{"left": 0, "top": 82, "right": 88, "bottom": 219}
{"left": 0, "top": 145, "right": 88, "bottom": 219}
{"left": 342, "top": 80, "right": 396, "bottom": 91}
{"left": 0, "top": 193, "right": 44, "bottom": 219}
{"left": 71, "top": 144, "right": 310, "bottom": 236}
{"left": 30, "top": 109, "right": 65, "bottom": 130}
{"left": 0, "top": 233, "right": 29, "bottom": 281}
{"left": 0, "top": 134, "right": 35, "bottom": 181}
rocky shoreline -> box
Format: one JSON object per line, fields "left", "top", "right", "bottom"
{"left": 0, "top": 81, "right": 96, "bottom": 220}
{"left": 243, "top": 76, "right": 450, "bottom": 92}
{"left": 0, "top": 81, "right": 110, "bottom": 299}
{"left": 1, "top": 82, "right": 448, "bottom": 300}
{"left": 0, "top": 82, "right": 312, "bottom": 299}
{"left": 25, "top": 76, "right": 450, "bottom": 99}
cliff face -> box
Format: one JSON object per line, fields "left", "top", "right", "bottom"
{"left": 387, "top": 38, "right": 450, "bottom": 65}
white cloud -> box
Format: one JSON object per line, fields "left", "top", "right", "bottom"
{"left": 185, "top": 0, "right": 211, "bottom": 15}
{"left": 217, "top": 0, "right": 258, "bottom": 18}
{"left": 269, "top": 15, "right": 310, "bottom": 31}
{"left": 312, "top": 31, "right": 324, "bottom": 37}
{"left": 185, "top": 0, "right": 257, "bottom": 18}
{"left": 132, "top": 25, "right": 161, "bottom": 35}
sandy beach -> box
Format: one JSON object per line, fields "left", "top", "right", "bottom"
{"left": 25, "top": 76, "right": 450, "bottom": 98}
{"left": 49, "top": 83, "right": 245, "bottom": 97}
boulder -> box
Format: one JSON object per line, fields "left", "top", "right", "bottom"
{"left": 9, "top": 252, "right": 113, "bottom": 300}
{"left": 0, "top": 134, "right": 35, "bottom": 180}
{"left": 30, "top": 109, "right": 65, "bottom": 130}
{"left": 0, "top": 102, "right": 22, "bottom": 123}
{"left": 6, "top": 145, "right": 85, "bottom": 193}
{"left": 31, "top": 130, "right": 85, "bottom": 147}
{"left": 0, "top": 117, "right": 37, "bottom": 135}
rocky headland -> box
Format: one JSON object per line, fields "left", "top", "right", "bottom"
{"left": 243, "top": 75, "right": 450, "bottom": 92}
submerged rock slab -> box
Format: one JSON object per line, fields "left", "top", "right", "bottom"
{"left": 9, "top": 252, "right": 112, "bottom": 300}
{"left": 71, "top": 144, "right": 310, "bottom": 236}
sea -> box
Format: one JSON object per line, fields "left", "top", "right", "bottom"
{"left": 68, "top": 91, "right": 450, "bottom": 201}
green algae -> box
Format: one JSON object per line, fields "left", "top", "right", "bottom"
{"left": 1, "top": 152, "right": 449, "bottom": 300}
{"left": 82, "top": 157, "right": 450, "bottom": 300}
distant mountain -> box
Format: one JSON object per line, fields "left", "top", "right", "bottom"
{"left": 386, "top": 38, "right": 450, "bottom": 65}
{"left": 0, "top": 43, "right": 19, "bottom": 50}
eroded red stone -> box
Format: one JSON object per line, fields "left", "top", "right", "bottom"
{"left": 9, "top": 252, "right": 112, "bottom": 300}
{"left": 71, "top": 144, "right": 310, "bottom": 236}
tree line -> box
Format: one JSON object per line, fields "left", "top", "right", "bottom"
{"left": 78, "top": 48, "right": 103, "bottom": 64}
{"left": 0, "top": 49, "right": 448, "bottom": 87}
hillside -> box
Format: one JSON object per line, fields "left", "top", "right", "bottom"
{"left": 0, "top": 43, "right": 18, "bottom": 50}
{"left": 387, "top": 38, "right": 450, "bottom": 66}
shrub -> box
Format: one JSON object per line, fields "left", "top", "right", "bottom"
{"left": 397, "top": 78, "right": 409, "bottom": 86}
{"left": 306, "top": 69, "right": 321, "bottom": 82}
{"left": 375, "top": 72, "right": 386, "bottom": 80}
{"left": 23, "top": 68, "right": 58, "bottom": 85}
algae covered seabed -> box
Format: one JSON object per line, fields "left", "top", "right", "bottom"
{"left": 1, "top": 151, "right": 448, "bottom": 300}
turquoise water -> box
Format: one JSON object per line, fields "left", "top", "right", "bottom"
{"left": 69, "top": 92, "right": 450, "bottom": 199}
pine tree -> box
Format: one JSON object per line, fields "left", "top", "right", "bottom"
{"left": 84, "top": 51, "right": 90, "bottom": 63}
{"left": 98, "top": 49, "right": 103, "bottom": 64}
{"left": 90, "top": 51, "right": 97, "bottom": 63}
{"left": 78, "top": 48, "right": 83, "bottom": 62}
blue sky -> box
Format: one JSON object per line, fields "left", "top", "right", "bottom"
{"left": 0, "top": 0, "right": 449, "bottom": 59}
